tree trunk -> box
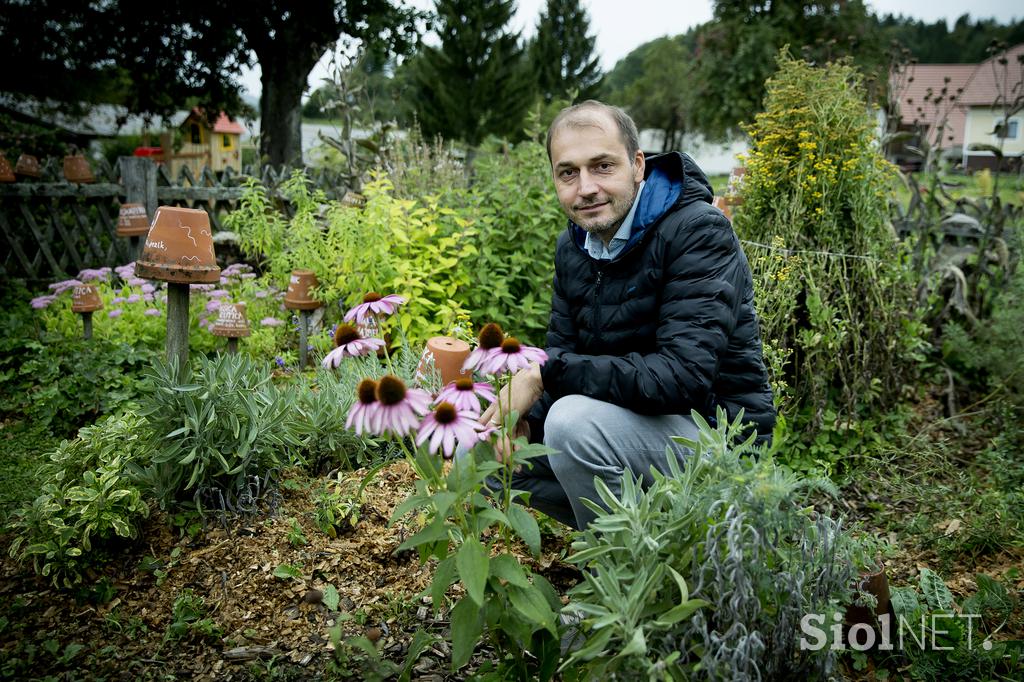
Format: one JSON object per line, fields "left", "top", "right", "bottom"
{"left": 258, "top": 54, "right": 311, "bottom": 168}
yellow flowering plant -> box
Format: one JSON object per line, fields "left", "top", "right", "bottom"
{"left": 734, "top": 50, "right": 927, "bottom": 470}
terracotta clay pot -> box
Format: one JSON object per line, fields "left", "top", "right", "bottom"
{"left": 211, "top": 302, "right": 250, "bottom": 338}
{"left": 0, "top": 154, "right": 14, "bottom": 182}
{"left": 415, "top": 336, "right": 471, "bottom": 387}
{"left": 845, "top": 564, "right": 893, "bottom": 627}
{"left": 283, "top": 270, "right": 321, "bottom": 310}
{"left": 117, "top": 203, "right": 150, "bottom": 237}
{"left": 71, "top": 284, "right": 103, "bottom": 313}
{"left": 14, "top": 154, "right": 41, "bottom": 179}
{"left": 712, "top": 196, "right": 732, "bottom": 221}
{"left": 134, "top": 206, "right": 220, "bottom": 283}
{"left": 63, "top": 154, "right": 95, "bottom": 183}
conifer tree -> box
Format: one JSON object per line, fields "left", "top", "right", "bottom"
{"left": 529, "top": 0, "right": 603, "bottom": 104}
{"left": 412, "top": 0, "right": 533, "bottom": 147}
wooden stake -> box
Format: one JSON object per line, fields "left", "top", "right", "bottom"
{"left": 167, "top": 282, "right": 190, "bottom": 373}
{"left": 82, "top": 312, "right": 93, "bottom": 340}
{"left": 227, "top": 337, "right": 238, "bottom": 355}
{"left": 298, "top": 309, "right": 310, "bottom": 370}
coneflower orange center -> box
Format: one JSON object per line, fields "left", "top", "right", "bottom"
{"left": 363, "top": 292, "right": 382, "bottom": 303}
{"left": 357, "top": 379, "right": 378, "bottom": 404}
{"left": 500, "top": 337, "right": 521, "bottom": 354}
{"left": 376, "top": 375, "right": 407, "bottom": 405}
{"left": 478, "top": 322, "right": 504, "bottom": 349}
{"left": 334, "top": 324, "right": 360, "bottom": 347}
{"left": 434, "top": 402, "right": 457, "bottom": 424}
{"left": 454, "top": 377, "right": 475, "bottom": 391}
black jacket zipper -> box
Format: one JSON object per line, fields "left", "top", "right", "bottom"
{"left": 593, "top": 266, "right": 604, "bottom": 342}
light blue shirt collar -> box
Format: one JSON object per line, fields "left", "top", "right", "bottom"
{"left": 584, "top": 180, "right": 646, "bottom": 261}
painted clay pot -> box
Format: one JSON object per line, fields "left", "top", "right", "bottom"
{"left": 117, "top": 203, "right": 150, "bottom": 237}
{"left": 0, "top": 154, "right": 14, "bottom": 182}
{"left": 283, "top": 270, "right": 321, "bottom": 310}
{"left": 845, "top": 564, "right": 893, "bottom": 626}
{"left": 63, "top": 154, "right": 95, "bottom": 183}
{"left": 71, "top": 284, "right": 103, "bottom": 313}
{"left": 135, "top": 206, "right": 220, "bottom": 283}
{"left": 211, "top": 302, "right": 250, "bottom": 338}
{"left": 415, "top": 336, "right": 471, "bottom": 387}
{"left": 14, "top": 154, "right": 42, "bottom": 179}
{"left": 356, "top": 315, "right": 381, "bottom": 340}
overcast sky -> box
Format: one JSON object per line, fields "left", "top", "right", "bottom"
{"left": 237, "top": 0, "right": 1022, "bottom": 101}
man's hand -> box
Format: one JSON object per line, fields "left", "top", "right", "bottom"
{"left": 479, "top": 363, "right": 543, "bottom": 462}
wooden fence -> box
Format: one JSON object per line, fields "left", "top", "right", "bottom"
{"left": 0, "top": 157, "right": 349, "bottom": 283}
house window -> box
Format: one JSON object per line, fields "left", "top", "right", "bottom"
{"left": 221, "top": 134, "right": 233, "bottom": 150}
{"left": 190, "top": 123, "right": 202, "bottom": 144}
{"left": 996, "top": 118, "right": 1019, "bottom": 140}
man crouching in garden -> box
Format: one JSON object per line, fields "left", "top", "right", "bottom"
{"left": 479, "top": 100, "right": 776, "bottom": 530}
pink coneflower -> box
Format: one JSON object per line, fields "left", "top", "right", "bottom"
{"left": 345, "top": 379, "right": 380, "bottom": 436}
{"left": 416, "top": 402, "right": 487, "bottom": 459}
{"left": 344, "top": 292, "right": 406, "bottom": 325}
{"left": 479, "top": 337, "right": 547, "bottom": 375}
{"left": 463, "top": 322, "right": 505, "bottom": 372}
{"left": 436, "top": 378, "right": 496, "bottom": 415}
{"left": 371, "top": 375, "right": 431, "bottom": 438}
{"left": 321, "top": 324, "right": 386, "bottom": 368}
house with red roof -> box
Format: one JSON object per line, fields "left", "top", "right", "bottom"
{"left": 891, "top": 43, "right": 1023, "bottom": 171}
{"left": 160, "top": 108, "right": 245, "bottom": 178}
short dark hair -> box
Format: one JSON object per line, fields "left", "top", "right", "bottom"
{"left": 546, "top": 100, "right": 641, "bottom": 163}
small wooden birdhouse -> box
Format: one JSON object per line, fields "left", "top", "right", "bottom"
{"left": 163, "top": 109, "right": 244, "bottom": 178}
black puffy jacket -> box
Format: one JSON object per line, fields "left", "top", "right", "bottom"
{"left": 528, "top": 152, "right": 775, "bottom": 442}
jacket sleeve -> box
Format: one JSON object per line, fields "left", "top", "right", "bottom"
{"left": 539, "top": 212, "right": 744, "bottom": 415}
{"left": 526, "top": 264, "right": 577, "bottom": 441}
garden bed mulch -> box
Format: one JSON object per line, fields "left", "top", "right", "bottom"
{"left": 0, "top": 459, "right": 578, "bottom": 680}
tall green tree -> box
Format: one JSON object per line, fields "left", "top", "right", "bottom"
{"left": 689, "top": 0, "right": 881, "bottom": 138}
{"left": 620, "top": 38, "right": 695, "bottom": 152}
{"left": 411, "top": 0, "right": 533, "bottom": 147}
{"left": 529, "top": 0, "right": 603, "bottom": 104}
{"left": 0, "top": 1, "right": 421, "bottom": 166}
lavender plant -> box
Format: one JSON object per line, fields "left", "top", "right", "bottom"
{"left": 564, "top": 408, "right": 857, "bottom": 681}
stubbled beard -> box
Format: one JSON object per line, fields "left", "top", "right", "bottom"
{"left": 574, "top": 183, "right": 638, "bottom": 236}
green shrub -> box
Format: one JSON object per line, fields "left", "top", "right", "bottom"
{"left": 736, "top": 51, "right": 925, "bottom": 466}
{"left": 225, "top": 133, "right": 564, "bottom": 346}
{"left": 458, "top": 139, "right": 564, "bottom": 345}
{"left": 131, "top": 354, "right": 304, "bottom": 511}
{"left": 226, "top": 171, "right": 476, "bottom": 344}
{"left": 8, "top": 413, "right": 150, "bottom": 588}
{"left": 564, "top": 409, "right": 857, "bottom": 680}
{"left": 0, "top": 290, "right": 156, "bottom": 437}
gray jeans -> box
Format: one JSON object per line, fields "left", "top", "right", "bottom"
{"left": 510, "top": 394, "right": 700, "bottom": 530}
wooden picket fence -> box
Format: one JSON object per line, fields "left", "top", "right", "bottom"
{"left": 0, "top": 157, "right": 349, "bottom": 283}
